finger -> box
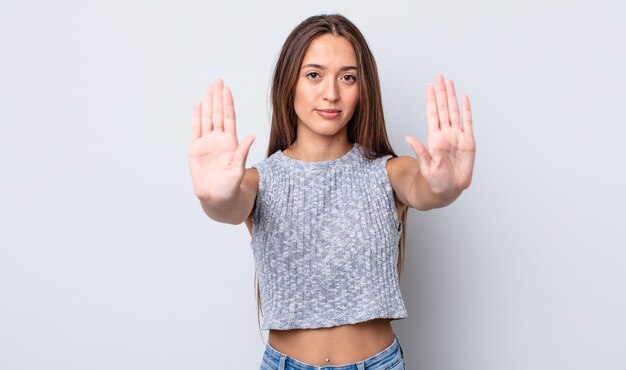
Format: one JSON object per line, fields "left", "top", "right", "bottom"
{"left": 426, "top": 84, "right": 439, "bottom": 132}
{"left": 212, "top": 78, "right": 224, "bottom": 131}
{"left": 405, "top": 135, "right": 431, "bottom": 175}
{"left": 462, "top": 95, "right": 473, "bottom": 136}
{"left": 223, "top": 86, "right": 236, "bottom": 136}
{"left": 233, "top": 135, "right": 256, "bottom": 167}
{"left": 201, "top": 83, "right": 214, "bottom": 135}
{"left": 191, "top": 100, "right": 202, "bottom": 140}
{"left": 435, "top": 74, "right": 451, "bottom": 129}
{"left": 446, "top": 80, "right": 460, "bottom": 129}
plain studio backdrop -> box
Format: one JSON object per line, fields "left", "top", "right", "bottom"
{"left": 1, "top": 0, "right": 625, "bottom": 369}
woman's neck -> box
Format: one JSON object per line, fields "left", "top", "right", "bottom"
{"left": 283, "top": 140, "right": 354, "bottom": 162}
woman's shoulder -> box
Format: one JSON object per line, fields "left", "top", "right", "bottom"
{"left": 243, "top": 167, "right": 260, "bottom": 233}
{"left": 245, "top": 166, "right": 260, "bottom": 181}
{"left": 243, "top": 166, "right": 260, "bottom": 197}
{"left": 385, "top": 155, "right": 419, "bottom": 180}
{"left": 250, "top": 150, "right": 282, "bottom": 171}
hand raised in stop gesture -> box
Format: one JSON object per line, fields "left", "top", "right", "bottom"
{"left": 188, "top": 78, "right": 255, "bottom": 203}
{"left": 404, "top": 74, "right": 475, "bottom": 198}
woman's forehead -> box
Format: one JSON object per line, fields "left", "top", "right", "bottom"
{"left": 301, "top": 34, "right": 357, "bottom": 67}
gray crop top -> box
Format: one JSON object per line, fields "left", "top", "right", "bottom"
{"left": 250, "top": 143, "right": 407, "bottom": 330}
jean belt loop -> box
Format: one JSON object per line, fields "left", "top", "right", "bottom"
{"left": 278, "top": 355, "right": 287, "bottom": 370}
{"left": 356, "top": 361, "right": 366, "bottom": 370}
{"left": 397, "top": 335, "right": 405, "bottom": 358}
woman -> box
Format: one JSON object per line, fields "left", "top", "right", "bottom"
{"left": 189, "top": 14, "right": 475, "bottom": 370}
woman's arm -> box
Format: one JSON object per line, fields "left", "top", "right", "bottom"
{"left": 388, "top": 74, "right": 475, "bottom": 211}
{"left": 199, "top": 167, "right": 259, "bottom": 225}
{"left": 387, "top": 156, "right": 461, "bottom": 211}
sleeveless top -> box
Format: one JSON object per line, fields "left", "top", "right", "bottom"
{"left": 250, "top": 143, "right": 408, "bottom": 330}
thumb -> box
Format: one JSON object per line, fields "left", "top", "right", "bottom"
{"left": 405, "top": 135, "right": 431, "bottom": 174}
{"left": 233, "top": 135, "right": 256, "bottom": 167}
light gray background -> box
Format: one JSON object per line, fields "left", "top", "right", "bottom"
{"left": 1, "top": 0, "right": 625, "bottom": 369}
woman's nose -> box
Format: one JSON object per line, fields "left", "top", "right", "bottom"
{"left": 322, "top": 80, "right": 339, "bottom": 102}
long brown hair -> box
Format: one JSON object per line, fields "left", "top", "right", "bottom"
{"left": 255, "top": 13, "right": 409, "bottom": 341}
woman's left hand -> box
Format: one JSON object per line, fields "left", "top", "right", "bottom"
{"left": 404, "top": 74, "right": 476, "bottom": 199}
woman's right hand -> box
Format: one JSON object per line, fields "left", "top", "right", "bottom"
{"left": 188, "top": 78, "right": 255, "bottom": 202}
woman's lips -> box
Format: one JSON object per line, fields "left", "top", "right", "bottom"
{"left": 316, "top": 109, "right": 341, "bottom": 119}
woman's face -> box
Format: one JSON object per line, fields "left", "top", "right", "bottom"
{"left": 293, "top": 34, "right": 359, "bottom": 141}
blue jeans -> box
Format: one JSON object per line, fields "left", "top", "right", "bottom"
{"left": 259, "top": 334, "right": 406, "bottom": 370}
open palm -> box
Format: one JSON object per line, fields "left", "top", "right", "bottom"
{"left": 405, "top": 74, "right": 475, "bottom": 197}
{"left": 188, "top": 78, "right": 255, "bottom": 202}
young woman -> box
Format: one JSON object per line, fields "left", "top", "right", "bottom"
{"left": 189, "top": 14, "right": 475, "bottom": 370}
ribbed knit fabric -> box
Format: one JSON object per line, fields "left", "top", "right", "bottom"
{"left": 250, "top": 143, "right": 407, "bottom": 330}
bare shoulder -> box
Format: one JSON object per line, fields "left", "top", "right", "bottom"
{"left": 385, "top": 155, "right": 420, "bottom": 211}
{"left": 244, "top": 166, "right": 260, "bottom": 185}
{"left": 385, "top": 155, "right": 419, "bottom": 178}
{"left": 243, "top": 167, "right": 260, "bottom": 234}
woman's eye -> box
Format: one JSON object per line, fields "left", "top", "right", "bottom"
{"left": 306, "top": 72, "right": 320, "bottom": 79}
{"left": 342, "top": 74, "right": 356, "bottom": 83}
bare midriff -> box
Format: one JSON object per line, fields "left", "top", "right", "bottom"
{"left": 268, "top": 318, "right": 395, "bottom": 366}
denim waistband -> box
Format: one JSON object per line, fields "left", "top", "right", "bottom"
{"left": 262, "top": 333, "right": 404, "bottom": 370}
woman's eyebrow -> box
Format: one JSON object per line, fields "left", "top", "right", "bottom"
{"left": 301, "top": 63, "right": 357, "bottom": 71}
